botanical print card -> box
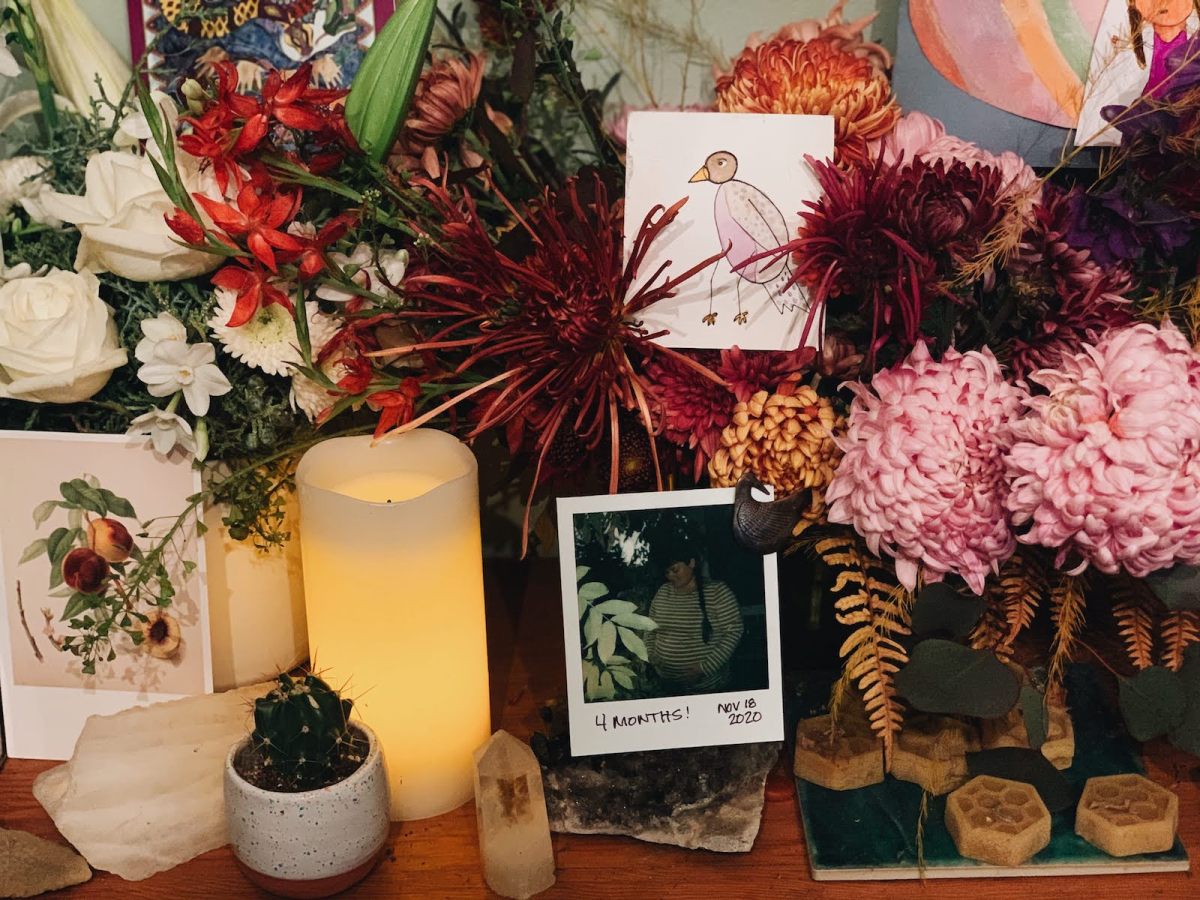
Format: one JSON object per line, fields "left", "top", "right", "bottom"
{"left": 557, "top": 489, "right": 783, "bottom": 756}
{"left": 1077, "top": 0, "right": 1200, "bottom": 147}
{"left": 623, "top": 111, "right": 834, "bottom": 351}
{"left": 0, "top": 432, "right": 211, "bottom": 759}
{"left": 130, "top": 0, "right": 393, "bottom": 92}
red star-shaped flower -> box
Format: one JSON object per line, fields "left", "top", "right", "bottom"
{"left": 211, "top": 261, "right": 294, "bottom": 328}
{"left": 366, "top": 379, "right": 423, "bottom": 438}
{"left": 195, "top": 180, "right": 303, "bottom": 272}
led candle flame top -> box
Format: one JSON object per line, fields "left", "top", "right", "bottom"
{"left": 296, "top": 430, "right": 491, "bottom": 821}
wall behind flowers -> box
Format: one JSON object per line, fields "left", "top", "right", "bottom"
{"left": 78, "top": 0, "right": 893, "bottom": 91}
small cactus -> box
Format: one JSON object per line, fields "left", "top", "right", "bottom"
{"left": 251, "top": 672, "right": 361, "bottom": 791}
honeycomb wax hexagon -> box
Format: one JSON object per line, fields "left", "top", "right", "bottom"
{"left": 945, "top": 775, "right": 1051, "bottom": 866}
{"left": 793, "top": 714, "right": 883, "bottom": 791}
{"left": 1075, "top": 774, "right": 1179, "bottom": 857}
{"left": 889, "top": 714, "right": 975, "bottom": 795}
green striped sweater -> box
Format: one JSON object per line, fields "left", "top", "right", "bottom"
{"left": 644, "top": 579, "right": 744, "bottom": 693}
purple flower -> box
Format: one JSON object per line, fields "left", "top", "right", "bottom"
{"left": 1064, "top": 188, "right": 1191, "bottom": 268}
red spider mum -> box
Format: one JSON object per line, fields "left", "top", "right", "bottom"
{"left": 374, "top": 174, "right": 724, "bottom": 548}
{"left": 717, "top": 346, "right": 815, "bottom": 401}
{"left": 643, "top": 350, "right": 727, "bottom": 480}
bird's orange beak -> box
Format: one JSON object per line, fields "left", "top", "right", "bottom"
{"left": 688, "top": 165, "right": 710, "bottom": 184}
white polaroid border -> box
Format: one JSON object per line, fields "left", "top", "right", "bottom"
{"left": 0, "top": 431, "right": 211, "bottom": 759}
{"left": 557, "top": 488, "right": 782, "bottom": 756}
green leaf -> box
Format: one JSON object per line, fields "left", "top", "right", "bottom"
{"left": 1171, "top": 646, "right": 1200, "bottom": 754}
{"left": 19, "top": 538, "right": 47, "bottom": 565}
{"left": 611, "top": 667, "right": 634, "bottom": 690}
{"left": 593, "top": 599, "right": 636, "bottom": 616}
{"left": 577, "top": 582, "right": 608, "bottom": 603}
{"left": 618, "top": 626, "right": 647, "bottom": 661}
{"left": 1019, "top": 684, "right": 1047, "bottom": 750}
{"left": 60, "top": 480, "right": 106, "bottom": 515}
{"left": 596, "top": 670, "right": 615, "bottom": 700}
{"left": 910, "top": 583, "right": 984, "bottom": 638}
{"left": 46, "top": 527, "right": 74, "bottom": 566}
{"left": 575, "top": 565, "right": 590, "bottom": 583}
{"left": 895, "top": 639, "right": 1021, "bottom": 717}
{"left": 32, "top": 500, "right": 59, "bottom": 527}
{"left": 60, "top": 592, "right": 92, "bottom": 622}
{"left": 344, "top": 0, "right": 437, "bottom": 161}
{"left": 583, "top": 608, "right": 602, "bottom": 647}
{"left": 98, "top": 489, "right": 136, "bottom": 518}
{"left": 598, "top": 620, "right": 617, "bottom": 663}
{"left": 583, "top": 659, "right": 597, "bottom": 695}
{"left": 1119, "top": 666, "right": 1187, "bottom": 741}
{"left": 611, "top": 612, "right": 658, "bottom": 631}
{"left": 1145, "top": 564, "right": 1200, "bottom": 610}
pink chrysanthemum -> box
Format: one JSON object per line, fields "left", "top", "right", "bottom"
{"left": 1005, "top": 321, "right": 1200, "bottom": 577}
{"left": 826, "top": 342, "right": 1025, "bottom": 594}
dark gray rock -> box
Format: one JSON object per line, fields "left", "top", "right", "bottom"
{"left": 541, "top": 742, "right": 781, "bottom": 852}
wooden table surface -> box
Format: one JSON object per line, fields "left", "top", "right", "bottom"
{"left": 2, "top": 561, "right": 1198, "bottom": 898}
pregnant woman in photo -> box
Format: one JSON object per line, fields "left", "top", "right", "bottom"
{"left": 645, "top": 544, "right": 744, "bottom": 694}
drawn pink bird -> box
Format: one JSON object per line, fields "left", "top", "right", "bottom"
{"left": 689, "top": 150, "right": 806, "bottom": 326}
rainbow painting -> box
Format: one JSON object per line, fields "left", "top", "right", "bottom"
{"left": 911, "top": 0, "right": 1108, "bottom": 127}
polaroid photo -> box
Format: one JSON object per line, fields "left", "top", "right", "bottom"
{"left": 0, "top": 431, "right": 211, "bottom": 759}
{"left": 623, "top": 110, "right": 834, "bottom": 352}
{"left": 1077, "top": 0, "right": 1200, "bottom": 146}
{"left": 557, "top": 488, "right": 783, "bottom": 756}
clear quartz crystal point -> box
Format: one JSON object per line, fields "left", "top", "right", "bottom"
{"left": 473, "top": 730, "right": 556, "bottom": 899}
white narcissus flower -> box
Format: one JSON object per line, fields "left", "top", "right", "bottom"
{"left": 126, "top": 408, "right": 197, "bottom": 458}
{"left": 0, "top": 268, "right": 127, "bottom": 403}
{"left": 317, "top": 244, "right": 408, "bottom": 303}
{"left": 135, "top": 311, "right": 188, "bottom": 363}
{"left": 208, "top": 287, "right": 336, "bottom": 376}
{"left": 137, "top": 341, "right": 231, "bottom": 416}
{"left": 37, "top": 150, "right": 221, "bottom": 282}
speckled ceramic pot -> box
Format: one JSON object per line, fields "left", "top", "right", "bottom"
{"left": 224, "top": 723, "right": 390, "bottom": 898}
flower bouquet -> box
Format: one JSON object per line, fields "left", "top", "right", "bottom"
{"left": 0, "top": 0, "right": 1197, "bottom": 765}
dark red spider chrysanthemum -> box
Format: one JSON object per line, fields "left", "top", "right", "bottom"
{"left": 374, "top": 174, "right": 724, "bottom": 548}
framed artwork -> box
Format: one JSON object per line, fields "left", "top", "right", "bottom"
{"left": 1077, "top": 0, "right": 1200, "bottom": 146}
{"left": 557, "top": 488, "right": 784, "bottom": 756}
{"left": 894, "top": 0, "right": 1108, "bottom": 165}
{"left": 623, "top": 110, "right": 834, "bottom": 351}
{"left": 129, "top": 0, "right": 395, "bottom": 93}
{"left": 0, "top": 431, "right": 211, "bottom": 759}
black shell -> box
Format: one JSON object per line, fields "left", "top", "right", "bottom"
{"left": 731, "top": 473, "right": 811, "bottom": 554}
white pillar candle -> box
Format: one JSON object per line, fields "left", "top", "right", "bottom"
{"left": 296, "top": 430, "right": 491, "bottom": 820}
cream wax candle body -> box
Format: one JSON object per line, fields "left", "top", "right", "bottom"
{"left": 296, "top": 430, "right": 491, "bottom": 820}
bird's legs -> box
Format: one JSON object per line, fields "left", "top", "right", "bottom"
{"left": 703, "top": 261, "right": 719, "bottom": 325}
{"left": 734, "top": 276, "right": 748, "bottom": 325}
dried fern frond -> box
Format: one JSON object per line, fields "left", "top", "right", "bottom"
{"left": 1048, "top": 575, "right": 1086, "bottom": 691}
{"left": 817, "top": 532, "right": 911, "bottom": 768}
{"left": 1161, "top": 609, "right": 1200, "bottom": 672}
{"left": 1110, "top": 577, "right": 1158, "bottom": 671}
{"left": 970, "top": 552, "right": 1045, "bottom": 657}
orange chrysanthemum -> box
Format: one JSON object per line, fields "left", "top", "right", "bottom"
{"left": 714, "top": 7, "right": 899, "bottom": 166}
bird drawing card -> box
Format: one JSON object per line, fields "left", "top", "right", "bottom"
{"left": 623, "top": 111, "right": 835, "bottom": 351}
{"left": 130, "top": 0, "right": 393, "bottom": 94}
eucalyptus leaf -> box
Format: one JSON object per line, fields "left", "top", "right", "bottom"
{"left": 577, "top": 581, "right": 608, "bottom": 603}
{"left": 344, "top": 0, "right": 436, "bottom": 161}
{"left": 1144, "top": 564, "right": 1200, "bottom": 610}
{"left": 618, "top": 626, "right": 647, "bottom": 661}
{"left": 611, "top": 612, "right": 658, "bottom": 631}
{"left": 910, "top": 582, "right": 984, "bottom": 638}
{"left": 593, "top": 599, "right": 637, "bottom": 616}
{"left": 1168, "top": 647, "right": 1200, "bottom": 754}
{"left": 895, "top": 639, "right": 1021, "bottom": 717}
{"left": 19, "top": 538, "right": 47, "bottom": 565}
{"left": 966, "top": 748, "right": 1073, "bottom": 812}
{"left": 1119, "top": 666, "right": 1186, "bottom": 741}
{"left": 1019, "top": 684, "right": 1047, "bottom": 750}
{"left": 598, "top": 620, "right": 617, "bottom": 663}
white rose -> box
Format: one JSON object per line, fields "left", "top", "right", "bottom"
{"left": 37, "top": 151, "right": 221, "bottom": 282}
{"left": 0, "top": 268, "right": 127, "bottom": 403}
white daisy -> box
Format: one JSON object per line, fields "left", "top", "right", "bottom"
{"left": 137, "top": 341, "right": 231, "bottom": 416}
{"left": 291, "top": 358, "right": 349, "bottom": 422}
{"left": 317, "top": 244, "right": 408, "bottom": 303}
{"left": 135, "top": 311, "right": 188, "bottom": 363}
{"left": 208, "top": 288, "right": 337, "bottom": 377}
{"left": 126, "top": 408, "right": 196, "bottom": 458}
